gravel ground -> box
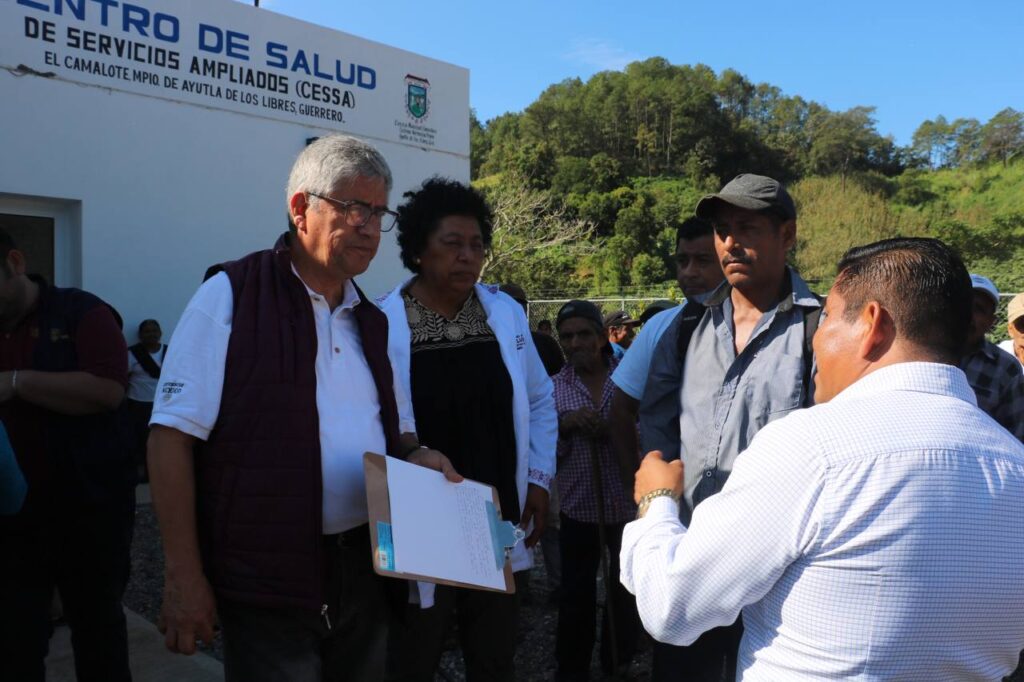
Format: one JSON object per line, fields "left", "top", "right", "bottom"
{"left": 125, "top": 498, "right": 653, "bottom": 680}
{"left": 125, "top": 497, "right": 1023, "bottom": 682}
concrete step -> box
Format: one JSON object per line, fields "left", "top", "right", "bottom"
{"left": 45, "top": 608, "right": 223, "bottom": 682}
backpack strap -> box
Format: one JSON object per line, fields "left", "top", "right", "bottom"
{"left": 129, "top": 343, "right": 163, "bottom": 380}
{"left": 801, "top": 296, "right": 824, "bottom": 402}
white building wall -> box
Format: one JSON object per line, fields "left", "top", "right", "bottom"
{"left": 0, "top": 0, "right": 469, "bottom": 338}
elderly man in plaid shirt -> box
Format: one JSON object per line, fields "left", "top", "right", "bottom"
{"left": 551, "top": 300, "right": 640, "bottom": 681}
{"left": 960, "top": 274, "right": 1024, "bottom": 442}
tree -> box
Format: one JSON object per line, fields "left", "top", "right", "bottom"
{"left": 478, "top": 179, "right": 596, "bottom": 293}
{"left": 981, "top": 108, "right": 1024, "bottom": 167}
{"left": 950, "top": 118, "right": 983, "bottom": 167}
{"left": 477, "top": 113, "right": 523, "bottom": 178}
{"left": 507, "top": 142, "right": 557, "bottom": 190}
{"left": 912, "top": 116, "right": 953, "bottom": 169}
{"left": 630, "top": 252, "right": 669, "bottom": 286}
{"left": 469, "top": 109, "right": 489, "bottom": 180}
{"left": 716, "top": 69, "right": 755, "bottom": 123}
{"left": 807, "top": 106, "right": 893, "bottom": 188}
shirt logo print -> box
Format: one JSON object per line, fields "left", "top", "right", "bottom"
{"left": 515, "top": 334, "right": 526, "bottom": 350}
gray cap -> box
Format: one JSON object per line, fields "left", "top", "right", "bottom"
{"left": 695, "top": 174, "right": 796, "bottom": 221}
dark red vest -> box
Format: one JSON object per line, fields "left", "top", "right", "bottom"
{"left": 195, "top": 234, "right": 400, "bottom": 610}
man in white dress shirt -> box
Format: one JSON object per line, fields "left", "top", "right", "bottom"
{"left": 147, "top": 135, "right": 457, "bottom": 682}
{"left": 621, "top": 237, "right": 1024, "bottom": 680}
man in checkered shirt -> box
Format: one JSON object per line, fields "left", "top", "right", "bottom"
{"left": 622, "top": 238, "right": 1024, "bottom": 681}
{"left": 551, "top": 299, "right": 639, "bottom": 680}
{"left": 960, "top": 274, "right": 1024, "bottom": 442}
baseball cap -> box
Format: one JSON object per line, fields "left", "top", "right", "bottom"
{"left": 498, "top": 283, "right": 528, "bottom": 305}
{"left": 556, "top": 300, "right": 604, "bottom": 330}
{"left": 639, "top": 300, "right": 677, "bottom": 325}
{"left": 603, "top": 310, "right": 639, "bottom": 328}
{"left": 969, "top": 274, "right": 1000, "bottom": 307}
{"left": 695, "top": 174, "right": 797, "bottom": 221}
{"left": 1007, "top": 292, "right": 1024, "bottom": 326}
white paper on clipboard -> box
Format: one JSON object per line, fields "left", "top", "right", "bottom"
{"left": 385, "top": 456, "right": 509, "bottom": 591}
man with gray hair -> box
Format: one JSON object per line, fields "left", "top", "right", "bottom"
{"left": 148, "top": 135, "right": 458, "bottom": 680}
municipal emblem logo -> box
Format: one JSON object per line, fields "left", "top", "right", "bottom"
{"left": 405, "top": 74, "right": 430, "bottom": 120}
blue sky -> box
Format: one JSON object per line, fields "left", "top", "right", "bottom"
{"left": 247, "top": 0, "right": 1023, "bottom": 146}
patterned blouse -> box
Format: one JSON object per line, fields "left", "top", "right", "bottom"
{"left": 404, "top": 289, "right": 495, "bottom": 351}
{"left": 401, "top": 288, "right": 521, "bottom": 523}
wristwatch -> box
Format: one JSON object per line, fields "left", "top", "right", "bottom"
{"left": 636, "top": 488, "right": 679, "bottom": 518}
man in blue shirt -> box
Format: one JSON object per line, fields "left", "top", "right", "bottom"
{"left": 603, "top": 310, "right": 639, "bottom": 360}
{"left": 608, "top": 216, "right": 724, "bottom": 492}
{"left": 610, "top": 217, "right": 722, "bottom": 410}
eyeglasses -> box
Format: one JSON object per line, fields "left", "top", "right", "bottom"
{"left": 307, "top": 193, "right": 398, "bottom": 233}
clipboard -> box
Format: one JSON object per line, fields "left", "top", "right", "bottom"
{"left": 364, "top": 452, "right": 519, "bottom": 593}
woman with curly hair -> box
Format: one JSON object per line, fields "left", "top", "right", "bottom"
{"left": 378, "top": 178, "right": 556, "bottom": 681}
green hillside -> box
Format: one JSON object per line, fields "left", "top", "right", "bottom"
{"left": 470, "top": 58, "right": 1024, "bottom": 302}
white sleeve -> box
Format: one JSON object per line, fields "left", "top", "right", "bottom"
{"left": 149, "top": 273, "right": 233, "bottom": 441}
{"left": 521, "top": 308, "right": 556, "bottom": 491}
{"left": 394, "top": 369, "right": 416, "bottom": 435}
{"left": 619, "top": 412, "right": 824, "bottom": 645}
{"left": 381, "top": 291, "right": 416, "bottom": 436}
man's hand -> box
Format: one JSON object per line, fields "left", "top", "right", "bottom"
{"left": 519, "top": 483, "right": 549, "bottom": 548}
{"left": 634, "top": 451, "right": 684, "bottom": 504}
{"left": 158, "top": 571, "right": 218, "bottom": 655}
{"left": 560, "top": 408, "right": 606, "bottom": 438}
{"left": 407, "top": 447, "right": 464, "bottom": 483}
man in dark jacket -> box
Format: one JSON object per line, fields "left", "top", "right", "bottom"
{"left": 148, "top": 135, "right": 458, "bottom": 681}
{"left": 0, "top": 226, "right": 132, "bottom": 681}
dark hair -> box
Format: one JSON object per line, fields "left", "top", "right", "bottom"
{"left": 833, "top": 237, "right": 972, "bottom": 362}
{"left": 676, "top": 216, "right": 712, "bottom": 244}
{"left": 396, "top": 177, "right": 493, "bottom": 273}
{"left": 138, "top": 319, "right": 161, "bottom": 333}
{"left": 537, "top": 319, "right": 552, "bottom": 329}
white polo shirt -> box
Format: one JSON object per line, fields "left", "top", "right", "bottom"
{"left": 151, "top": 268, "right": 416, "bottom": 534}
{"left": 999, "top": 339, "right": 1023, "bottom": 368}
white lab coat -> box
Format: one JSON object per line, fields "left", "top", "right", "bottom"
{"left": 377, "top": 280, "right": 557, "bottom": 606}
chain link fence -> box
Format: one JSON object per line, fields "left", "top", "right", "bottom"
{"left": 994, "top": 293, "right": 1019, "bottom": 344}
{"left": 523, "top": 293, "right": 1020, "bottom": 344}
{"left": 526, "top": 297, "right": 682, "bottom": 332}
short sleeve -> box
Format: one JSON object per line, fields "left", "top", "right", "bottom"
{"left": 149, "top": 273, "right": 233, "bottom": 441}
{"left": 612, "top": 307, "right": 680, "bottom": 399}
